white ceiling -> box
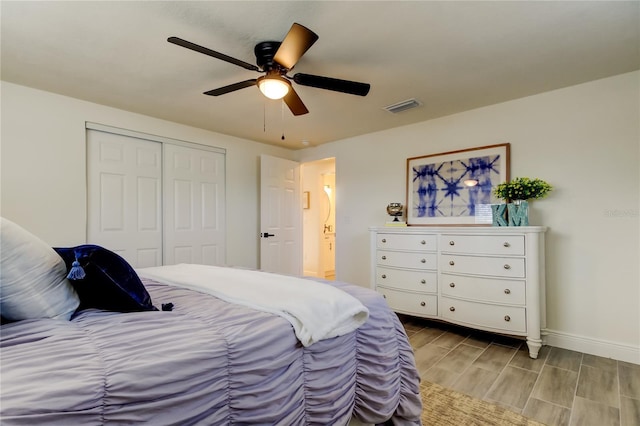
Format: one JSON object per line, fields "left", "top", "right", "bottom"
{"left": 2, "top": 1, "right": 638, "bottom": 149}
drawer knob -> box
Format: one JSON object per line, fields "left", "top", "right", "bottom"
{"left": 449, "top": 260, "right": 455, "bottom": 266}
{"left": 381, "top": 274, "right": 387, "bottom": 279}
{"left": 449, "top": 306, "right": 456, "bottom": 312}
{"left": 503, "top": 242, "right": 511, "bottom": 247}
{"left": 449, "top": 240, "right": 455, "bottom": 246}
{"left": 504, "top": 315, "right": 511, "bottom": 322}
{"left": 381, "top": 255, "right": 387, "bottom": 260}
{"left": 421, "top": 240, "right": 426, "bottom": 245}
{"left": 381, "top": 238, "right": 387, "bottom": 243}
{"left": 504, "top": 288, "right": 511, "bottom": 294}
{"left": 421, "top": 279, "right": 426, "bottom": 284}
{"left": 503, "top": 264, "right": 511, "bottom": 270}
{"left": 449, "top": 282, "right": 455, "bottom": 288}
{"left": 420, "top": 258, "right": 426, "bottom": 263}
{"left": 420, "top": 301, "right": 426, "bottom": 307}
{"left": 382, "top": 294, "right": 386, "bottom": 299}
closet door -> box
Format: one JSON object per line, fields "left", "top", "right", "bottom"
{"left": 163, "top": 144, "right": 226, "bottom": 266}
{"left": 87, "top": 130, "right": 162, "bottom": 267}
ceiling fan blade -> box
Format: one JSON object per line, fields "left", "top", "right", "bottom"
{"left": 168, "top": 36, "right": 260, "bottom": 72}
{"left": 293, "top": 73, "right": 370, "bottom": 96}
{"left": 273, "top": 23, "right": 319, "bottom": 70}
{"left": 204, "top": 79, "right": 257, "bottom": 96}
{"left": 283, "top": 88, "right": 309, "bottom": 116}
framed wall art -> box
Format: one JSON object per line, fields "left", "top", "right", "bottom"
{"left": 406, "top": 143, "right": 510, "bottom": 225}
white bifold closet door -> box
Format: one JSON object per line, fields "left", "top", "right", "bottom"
{"left": 87, "top": 128, "right": 225, "bottom": 268}
{"left": 163, "top": 143, "right": 225, "bottom": 266}
{"left": 87, "top": 130, "right": 163, "bottom": 267}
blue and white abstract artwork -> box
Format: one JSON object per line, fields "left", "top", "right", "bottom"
{"left": 407, "top": 144, "right": 509, "bottom": 225}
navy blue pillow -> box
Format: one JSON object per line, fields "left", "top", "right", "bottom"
{"left": 54, "top": 245, "right": 157, "bottom": 313}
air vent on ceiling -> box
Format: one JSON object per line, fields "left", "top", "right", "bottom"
{"left": 383, "top": 98, "right": 422, "bottom": 114}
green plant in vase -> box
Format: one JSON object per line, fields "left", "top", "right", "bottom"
{"left": 493, "top": 177, "right": 553, "bottom": 226}
{"left": 494, "top": 177, "right": 553, "bottom": 202}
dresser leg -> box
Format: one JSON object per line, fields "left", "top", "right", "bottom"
{"left": 526, "top": 338, "right": 542, "bottom": 359}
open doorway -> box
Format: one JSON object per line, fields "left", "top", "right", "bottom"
{"left": 301, "top": 158, "right": 335, "bottom": 280}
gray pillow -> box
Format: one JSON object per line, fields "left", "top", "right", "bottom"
{"left": 0, "top": 217, "right": 80, "bottom": 321}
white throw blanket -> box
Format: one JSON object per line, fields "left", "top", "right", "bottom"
{"left": 137, "top": 264, "right": 369, "bottom": 347}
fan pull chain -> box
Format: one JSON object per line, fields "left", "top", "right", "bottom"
{"left": 263, "top": 101, "right": 266, "bottom": 133}
{"left": 281, "top": 100, "right": 285, "bottom": 140}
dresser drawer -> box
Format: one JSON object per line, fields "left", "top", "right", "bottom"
{"left": 441, "top": 274, "right": 525, "bottom": 305}
{"left": 376, "top": 267, "right": 437, "bottom": 293}
{"left": 440, "top": 235, "right": 525, "bottom": 256}
{"left": 376, "top": 250, "right": 438, "bottom": 270}
{"left": 378, "top": 287, "right": 438, "bottom": 316}
{"left": 377, "top": 233, "right": 437, "bottom": 251}
{"left": 378, "top": 250, "right": 437, "bottom": 270}
{"left": 441, "top": 297, "right": 526, "bottom": 333}
{"left": 440, "top": 255, "right": 525, "bottom": 278}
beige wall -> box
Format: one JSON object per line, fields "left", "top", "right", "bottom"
{"left": 297, "top": 71, "right": 640, "bottom": 362}
{"left": 0, "top": 81, "right": 294, "bottom": 269}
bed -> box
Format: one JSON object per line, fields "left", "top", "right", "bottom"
{"left": 0, "top": 217, "right": 422, "bottom": 425}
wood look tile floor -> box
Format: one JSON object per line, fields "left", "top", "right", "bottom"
{"left": 401, "top": 315, "right": 640, "bottom": 426}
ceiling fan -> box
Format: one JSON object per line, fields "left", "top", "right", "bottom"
{"left": 168, "top": 23, "right": 371, "bottom": 116}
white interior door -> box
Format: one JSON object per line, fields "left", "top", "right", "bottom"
{"left": 87, "top": 130, "right": 162, "bottom": 267}
{"left": 163, "top": 143, "right": 226, "bottom": 266}
{"left": 260, "top": 155, "right": 301, "bottom": 275}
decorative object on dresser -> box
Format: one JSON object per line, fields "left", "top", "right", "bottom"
{"left": 493, "top": 177, "right": 553, "bottom": 226}
{"left": 386, "top": 203, "right": 407, "bottom": 226}
{"left": 370, "top": 226, "right": 547, "bottom": 359}
{"left": 491, "top": 204, "right": 508, "bottom": 226}
{"left": 507, "top": 200, "right": 529, "bottom": 226}
{"left": 406, "top": 143, "right": 510, "bottom": 225}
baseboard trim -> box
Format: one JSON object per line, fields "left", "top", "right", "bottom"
{"left": 543, "top": 328, "right": 640, "bottom": 364}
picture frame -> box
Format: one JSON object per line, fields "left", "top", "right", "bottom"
{"left": 303, "top": 191, "right": 310, "bottom": 209}
{"left": 406, "top": 143, "right": 510, "bottom": 225}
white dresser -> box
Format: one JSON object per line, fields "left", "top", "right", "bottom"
{"left": 370, "top": 226, "right": 546, "bottom": 358}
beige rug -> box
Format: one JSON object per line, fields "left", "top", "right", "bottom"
{"left": 421, "top": 381, "right": 546, "bottom": 426}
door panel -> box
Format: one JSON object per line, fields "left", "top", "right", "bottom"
{"left": 87, "top": 130, "right": 162, "bottom": 268}
{"left": 260, "top": 155, "right": 301, "bottom": 275}
{"left": 100, "top": 173, "right": 125, "bottom": 231}
{"left": 164, "top": 144, "right": 225, "bottom": 266}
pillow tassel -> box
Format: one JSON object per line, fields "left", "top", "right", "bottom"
{"left": 67, "top": 259, "right": 86, "bottom": 280}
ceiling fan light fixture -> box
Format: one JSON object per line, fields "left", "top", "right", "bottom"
{"left": 171, "top": 23, "right": 368, "bottom": 117}
{"left": 258, "top": 75, "right": 290, "bottom": 100}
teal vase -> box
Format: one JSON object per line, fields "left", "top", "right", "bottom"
{"left": 507, "top": 200, "right": 529, "bottom": 226}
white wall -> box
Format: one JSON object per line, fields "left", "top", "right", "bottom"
{"left": 2, "top": 73, "right": 638, "bottom": 362}
{"left": 0, "top": 81, "right": 295, "bottom": 269}
{"left": 296, "top": 71, "right": 640, "bottom": 363}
